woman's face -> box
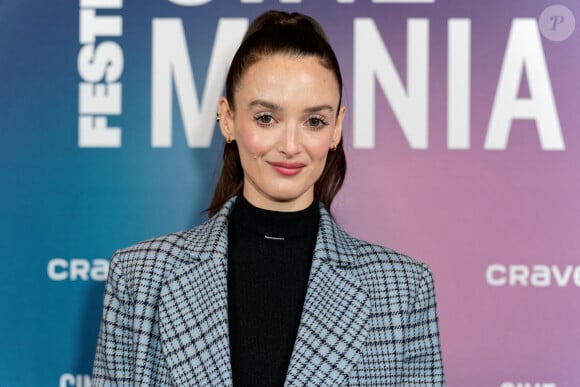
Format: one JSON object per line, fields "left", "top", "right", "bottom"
{"left": 219, "top": 54, "right": 345, "bottom": 212}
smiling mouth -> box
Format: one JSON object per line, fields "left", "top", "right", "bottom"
{"left": 268, "top": 161, "right": 305, "bottom": 176}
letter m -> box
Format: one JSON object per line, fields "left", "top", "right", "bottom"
{"left": 151, "top": 18, "right": 247, "bottom": 147}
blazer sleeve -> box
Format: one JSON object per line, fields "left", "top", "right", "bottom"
{"left": 401, "top": 265, "right": 445, "bottom": 386}
{"left": 92, "top": 253, "right": 135, "bottom": 386}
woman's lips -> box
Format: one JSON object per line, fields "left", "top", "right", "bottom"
{"left": 268, "top": 161, "right": 305, "bottom": 176}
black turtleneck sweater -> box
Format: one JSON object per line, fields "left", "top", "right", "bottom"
{"left": 227, "top": 196, "right": 319, "bottom": 387}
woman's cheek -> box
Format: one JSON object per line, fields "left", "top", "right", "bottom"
{"left": 243, "top": 131, "right": 273, "bottom": 155}
{"left": 311, "top": 138, "right": 332, "bottom": 159}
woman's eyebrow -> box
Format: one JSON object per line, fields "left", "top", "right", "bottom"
{"left": 248, "top": 100, "right": 334, "bottom": 114}
{"left": 304, "top": 104, "right": 334, "bottom": 114}
{"left": 248, "top": 99, "right": 282, "bottom": 111}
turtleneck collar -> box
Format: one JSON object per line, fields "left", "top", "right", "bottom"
{"left": 229, "top": 195, "right": 320, "bottom": 241}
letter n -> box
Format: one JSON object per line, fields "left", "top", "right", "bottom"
{"left": 354, "top": 18, "right": 429, "bottom": 149}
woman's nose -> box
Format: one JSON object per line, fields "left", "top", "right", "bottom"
{"left": 278, "top": 123, "right": 301, "bottom": 156}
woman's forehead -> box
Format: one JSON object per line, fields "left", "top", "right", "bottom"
{"left": 234, "top": 55, "right": 341, "bottom": 107}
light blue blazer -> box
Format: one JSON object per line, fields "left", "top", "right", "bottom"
{"left": 92, "top": 198, "right": 444, "bottom": 386}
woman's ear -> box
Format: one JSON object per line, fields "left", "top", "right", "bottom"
{"left": 332, "top": 106, "right": 346, "bottom": 146}
{"left": 218, "top": 97, "right": 235, "bottom": 142}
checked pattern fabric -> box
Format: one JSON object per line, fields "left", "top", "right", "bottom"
{"left": 92, "top": 197, "right": 444, "bottom": 386}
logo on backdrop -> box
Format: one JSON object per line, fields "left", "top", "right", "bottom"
{"left": 486, "top": 264, "right": 580, "bottom": 287}
{"left": 539, "top": 5, "right": 575, "bottom": 42}
{"left": 47, "top": 258, "right": 109, "bottom": 281}
{"left": 78, "top": 0, "right": 124, "bottom": 148}
{"left": 59, "top": 374, "right": 91, "bottom": 387}
{"left": 76, "top": 0, "right": 568, "bottom": 151}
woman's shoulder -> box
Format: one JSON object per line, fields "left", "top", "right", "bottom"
{"left": 320, "top": 209, "right": 434, "bottom": 289}
{"left": 323, "top": 213, "right": 431, "bottom": 277}
{"left": 108, "top": 215, "right": 223, "bottom": 281}
{"left": 113, "top": 229, "right": 192, "bottom": 264}
{"left": 357, "top": 237, "right": 429, "bottom": 269}
{"left": 354, "top": 237, "right": 429, "bottom": 271}
{"left": 106, "top": 229, "right": 193, "bottom": 284}
{"left": 333, "top": 227, "right": 434, "bottom": 289}
{"left": 108, "top": 201, "right": 232, "bottom": 284}
{"left": 339, "top": 234, "right": 437, "bottom": 303}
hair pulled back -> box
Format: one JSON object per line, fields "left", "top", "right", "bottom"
{"left": 208, "top": 10, "right": 346, "bottom": 217}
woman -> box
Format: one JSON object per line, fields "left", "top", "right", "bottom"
{"left": 92, "top": 10, "right": 444, "bottom": 386}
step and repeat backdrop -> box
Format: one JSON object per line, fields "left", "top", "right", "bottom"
{"left": 1, "top": 0, "right": 578, "bottom": 385}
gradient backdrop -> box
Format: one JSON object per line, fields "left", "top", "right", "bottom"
{"left": 1, "top": 0, "right": 578, "bottom": 386}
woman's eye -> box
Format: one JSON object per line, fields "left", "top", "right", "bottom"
{"left": 255, "top": 113, "right": 274, "bottom": 126}
{"left": 306, "top": 116, "right": 327, "bottom": 129}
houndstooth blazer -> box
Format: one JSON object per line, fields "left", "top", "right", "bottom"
{"left": 92, "top": 197, "right": 444, "bottom": 386}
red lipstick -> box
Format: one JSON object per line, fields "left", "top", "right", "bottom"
{"left": 268, "top": 161, "right": 305, "bottom": 176}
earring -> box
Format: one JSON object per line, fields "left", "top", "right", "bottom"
{"left": 216, "top": 112, "right": 221, "bottom": 122}
{"left": 330, "top": 143, "right": 337, "bottom": 151}
{"left": 226, "top": 136, "right": 233, "bottom": 144}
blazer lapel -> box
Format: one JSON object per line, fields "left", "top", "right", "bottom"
{"left": 157, "top": 199, "right": 370, "bottom": 386}
{"left": 284, "top": 209, "right": 372, "bottom": 386}
{"left": 158, "top": 204, "right": 233, "bottom": 386}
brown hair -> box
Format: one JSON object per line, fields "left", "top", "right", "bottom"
{"left": 208, "top": 10, "right": 346, "bottom": 217}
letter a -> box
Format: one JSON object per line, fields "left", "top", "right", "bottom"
{"left": 485, "top": 19, "right": 564, "bottom": 150}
